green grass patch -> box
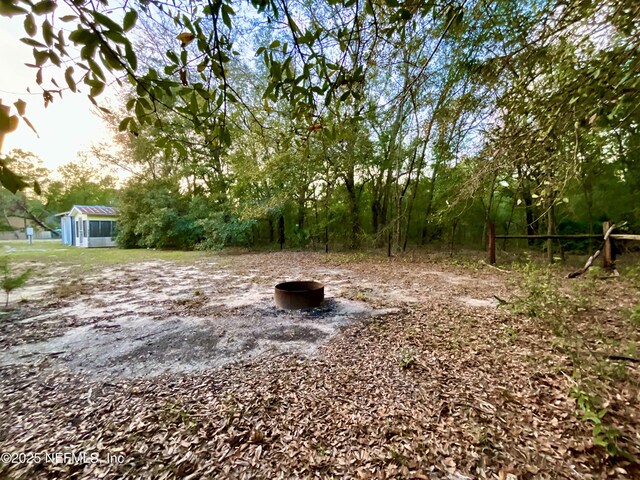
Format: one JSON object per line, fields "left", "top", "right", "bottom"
{"left": 0, "top": 240, "right": 215, "bottom": 268}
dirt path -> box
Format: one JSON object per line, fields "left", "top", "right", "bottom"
{"left": 0, "top": 251, "right": 637, "bottom": 479}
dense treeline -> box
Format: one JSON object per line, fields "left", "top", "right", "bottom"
{"left": 1, "top": 0, "right": 638, "bottom": 253}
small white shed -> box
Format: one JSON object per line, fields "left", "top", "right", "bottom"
{"left": 60, "top": 205, "right": 118, "bottom": 248}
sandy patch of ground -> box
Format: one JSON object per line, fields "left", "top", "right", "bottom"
{"left": 0, "top": 255, "right": 418, "bottom": 379}
{"left": 0, "top": 297, "right": 392, "bottom": 378}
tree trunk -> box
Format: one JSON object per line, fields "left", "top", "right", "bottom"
{"left": 582, "top": 173, "right": 595, "bottom": 251}
{"left": 325, "top": 225, "right": 329, "bottom": 253}
{"left": 344, "top": 169, "right": 360, "bottom": 249}
{"left": 449, "top": 219, "right": 458, "bottom": 257}
{"left": 372, "top": 197, "right": 381, "bottom": 238}
{"left": 483, "top": 174, "right": 497, "bottom": 249}
{"left": 278, "top": 215, "right": 285, "bottom": 250}
{"left": 547, "top": 205, "right": 555, "bottom": 264}
{"left": 379, "top": 164, "right": 394, "bottom": 247}
{"left": 502, "top": 195, "right": 517, "bottom": 250}
{"left": 420, "top": 157, "right": 442, "bottom": 245}
{"left": 378, "top": 63, "right": 409, "bottom": 247}
{"left": 324, "top": 189, "right": 330, "bottom": 254}
{"left": 521, "top": 188, "right": 538, "bottom": 246}
{"left": 403, "top": 126, "right": 431, "bottom": 251}
{"left": 297, "top": 186, "right": 306, "bottom": 233}
{"left": 314, "top": 198, "right": 320, "bottom": 247}
{"left": 396, "top": 137, "right": 421, "bottom": 252}
{"left": 402, "top": 180, "right": 419, "bottom": 252}
{"left": 15, "top": 200, "right": 58, "bottom": 236}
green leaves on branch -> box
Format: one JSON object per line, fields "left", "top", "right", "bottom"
{"left": 0, "top": 103, "right": 19, "bottom": 138}
{"left": 65, "top": 66, "right": 76, "bottom": 92}
{"left": 23, "top": 13, "right": 36, "bottom": 36}
{"left": 0, "top": 157, "right": 30, "bottom": 193}
{"left": 1, "top": 97, "right": 37, "bottom": 141}
{"left": 13, "top": 99, "right": 26, "bottom": 116}
{"left": 5, "top": 0, "right": 140, "bottom": 118}
{"left": 31, "top": 0, "right": 55, "bottom": 15}
{"left": 91, "top": 10, "right": 122, "bottom": 32}
{"left": 220, "top": 3, "right": 233, "bottom": 29}
{"left": 0, "top": 100, "right": 40, "bottom": 194}
{"left": 0, "top": 0, "right": 27, "bottom": 17}
{"left": 1, "top": 0, "right": 471, "bottom": 151}
{"left": 123, "top": 9, "right": 137, "bottom": 31}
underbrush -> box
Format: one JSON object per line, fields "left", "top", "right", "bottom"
{"left": 507, "top": 259, "right": 640, "bottom": 463}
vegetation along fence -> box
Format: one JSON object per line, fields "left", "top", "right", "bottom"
{"left": 488, "top": 221, "right": 640, "bottom": 275}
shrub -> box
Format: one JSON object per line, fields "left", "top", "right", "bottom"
{"left": 509, "top": 260, "right": 569, "bottom": 326}
{"left": 116, "top": 178, "right": 203, "bottom": 249}
{"left": 0, "top": 257, "right": 31, "bottom": 308}
{"left": 196, "top": 212, "right": 256, "bottom": 250}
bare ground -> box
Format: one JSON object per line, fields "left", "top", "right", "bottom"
{"left": 0, "top": 251, "right": 638, "bottom": 479}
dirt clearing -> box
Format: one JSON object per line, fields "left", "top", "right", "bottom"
{"left": 0, "top": 256, "right": 400, "bottom": 378}
{"left": 0, "top": 249, "right": 638, "bottom": 479}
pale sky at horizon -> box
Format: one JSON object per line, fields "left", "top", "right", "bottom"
{"left": 0, "top": 16, "right": 115, "bottom": 173}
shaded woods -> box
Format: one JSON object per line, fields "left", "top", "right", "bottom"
{"left": 0, "top": 0, "right": 638, "bottom": 252}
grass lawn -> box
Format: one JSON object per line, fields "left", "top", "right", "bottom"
{"left": 1, "top": 239, "right": 212, "bottom": 267}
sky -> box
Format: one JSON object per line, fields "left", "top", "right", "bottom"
{"left": 0, "top": 16, "right": 114, "bottom": 172}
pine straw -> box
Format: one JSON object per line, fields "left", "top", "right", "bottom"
{"left": 0, "top": 253, "right": 638, "bottom": 479}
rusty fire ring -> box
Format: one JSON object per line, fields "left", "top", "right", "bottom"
{"left": 274, "top": 281, "right": 324, "bottom": 310}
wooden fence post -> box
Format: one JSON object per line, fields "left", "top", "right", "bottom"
{"left": 603, "top": 221, "right": 614, "bottom": 270}
{"left": 488, "top": 223, "right": 496, "bottom": 264}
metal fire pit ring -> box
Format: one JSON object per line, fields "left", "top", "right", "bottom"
{"left": 274, "top": 281, "right": 324, "bottom": 310}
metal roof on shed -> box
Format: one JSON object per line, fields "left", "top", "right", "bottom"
{"left": 70, "top": 205, "right": 117, "bottom": 216}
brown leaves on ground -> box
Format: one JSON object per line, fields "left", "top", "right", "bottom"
{"left": 0, "top": 251, "right": 638, "bottom": 479}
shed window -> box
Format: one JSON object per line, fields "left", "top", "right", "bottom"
{"left": 100, "top": 221, "right": 112, "bottom": 237}
{"left": 89, "top": 220, "right": 116, "bottom": 238}
{"left": 83, "top": 220, "right": 88, "bottom": 238}
{"left": 89, "top": 221, "right": 100, "bottom": 237}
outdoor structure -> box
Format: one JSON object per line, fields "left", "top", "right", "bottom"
{"left": 59, "top": 205, "right": 118, "bottom": 248}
